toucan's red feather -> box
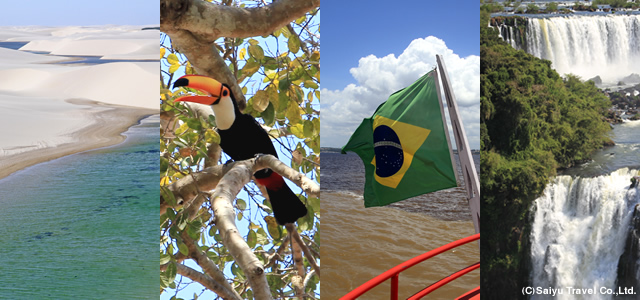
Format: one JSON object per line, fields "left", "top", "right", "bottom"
{"left": 255, "top": 172, "right": 286, "bottom": 191}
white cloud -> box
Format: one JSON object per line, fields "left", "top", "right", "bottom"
{"left": 321, "top": 36, "right": 480, "bottom": 149}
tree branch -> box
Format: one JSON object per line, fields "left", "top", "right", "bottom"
{"left": 161, "top": 0, "right": 320, "bottom": 39}
{"left": 160, "top": 162, "right": 232, "bottom": 213}
{"left": 253, "top": 155, "right": 320, "bottom": 198}
{"left": 209, "top": 159, "right": 273, "bottom": 300}
{"left": 286, "top": 223, "right": 320, "bottom": 278}
{"left": 161, "top": 155, "right": 319, "bottom": 213}
{"left": 174, "top": 263, "right": 241, "bottom": 300}
{"left": 180, "top": 230, "right": 243, "bottom": 299}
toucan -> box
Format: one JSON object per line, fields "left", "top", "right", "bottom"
{"left": 173, "top": 75, "right": 307, "bottom": 225}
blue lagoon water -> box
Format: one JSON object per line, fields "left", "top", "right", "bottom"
{"left": 0, "top": 116, "right": 158, "bottom": 299}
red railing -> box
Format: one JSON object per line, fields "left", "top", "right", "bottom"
{"left": 340, "top": 233, "right": 480, "bottom": 300}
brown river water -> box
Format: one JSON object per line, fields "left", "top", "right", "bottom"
{"left": 320, "top": 151, "right": 480, "bottom": 299}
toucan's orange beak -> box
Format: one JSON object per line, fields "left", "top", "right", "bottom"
{"left": 173, "top": 75, "right": 225, "bottom": 105}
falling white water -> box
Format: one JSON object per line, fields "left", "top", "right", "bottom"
{"left": 530, "top": 168, "right": 640, "bottom": 300}
{"left": 525, "top": 15, "right": 640, "bottom": 85}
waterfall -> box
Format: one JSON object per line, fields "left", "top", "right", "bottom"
{"left": 502, "top": 14, "right": 640, "bottom": 84}
{"left": 530, "top": 168, "right": 640, "bottom": 300}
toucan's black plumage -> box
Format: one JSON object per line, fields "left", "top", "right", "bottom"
{"left": 173, "top": 75, "right": 307, "bottom": 225}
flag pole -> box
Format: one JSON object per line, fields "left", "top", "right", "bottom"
{"left": 432, "top": 68, "right": 459, "bottom": 188}
{"left": 436, "top": 54, "right": 480, "bottom": 234}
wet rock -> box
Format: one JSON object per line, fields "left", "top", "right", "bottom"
{"left": 617, "top": 203, "right": 640, "bottom": 294}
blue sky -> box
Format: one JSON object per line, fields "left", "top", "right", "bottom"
{"left": 321, "top": 0, "right": 481, "bottom": 148}
{"left": 0, "top": 0, "right": 158, "bottom": 26}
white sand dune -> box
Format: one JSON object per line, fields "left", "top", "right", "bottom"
{"left": 0, "top": 25, "right": 159, "bottom": 179}
{"left": 0, "top": 62, "right": 157, "bottom": 109}
{"left": 19, "top": 26, "right": 158, "bottom": 60}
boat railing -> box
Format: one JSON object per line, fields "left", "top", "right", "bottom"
{"left": 340, "top": 233, "right": 480, "bottom": 300}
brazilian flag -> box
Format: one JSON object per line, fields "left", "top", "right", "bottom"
{"left": 341, "top": 70, "right": 458, "bottom": 207}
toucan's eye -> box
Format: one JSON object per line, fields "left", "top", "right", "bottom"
{"left": 222, "top": 88, "right": 228, "bottom": 97}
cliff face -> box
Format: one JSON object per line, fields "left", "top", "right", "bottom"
{"left": 617, "top": 203, "right": 640, "bottom": 294}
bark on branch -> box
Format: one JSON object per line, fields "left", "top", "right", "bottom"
{"left": 209, "top": 159, "right": 272, "bottom": 299}
{"left": 160, "top": 154, "right": 320, "bottom": 213}
{"left": 180, "top": 230, "right": 242, "bottom": 299}
{"left": 168, "top": 262, "right": 240, "bottom": 300}
{"left": 161, "top": 0, "right": 320, "bottom": 39}
{"left": 286, "top": 223, "right": 320, "bottom": 278}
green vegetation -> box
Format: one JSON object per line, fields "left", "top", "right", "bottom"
{"left": 526, "top": 3, "right": 540, "bottom": 13}
{"left": 546, "top": 1, "right": 559, "bottom": 12}
{"left": 480, "top": 7, "right": 613, "bottom": 298}
{"left": 593, "top": 0, "right": 640, "bottom": 8}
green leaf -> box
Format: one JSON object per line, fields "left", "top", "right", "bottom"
{"left": 160, "top": 157, "right": 169, "bottom": 173}
{"left": 309, "top": 197, "right": 320, "bottom": 213}
{"left": 160, "top": 252, "right": 171, "bottom": 265}
{"left": 263, "top": 56, "right": 278, "bottom": 70}
{"left": 160, "top": 186, "right": 177, "bottom": 206}
{"left": 164, "top": 261, "right": 177, "bottom": 284}
{"left": 208, "top": 225, "right": 218, "bottom": 237}
{"left": 248, "top": 44, "right": 265, "bottom": 60}
{"left": 278, "top": 77, "right": 291, "bottom": 92}
{"left": 236, "top": 198, "right": 247, "bottom": 210}
{"left": 304, "top": 80, "right": 318, "bottom": 90}
{"left": 186, "top": 118, "right": 202, "bottom": 131}
{"left": 303, "top": 120, "right": 314, "bottom": 137}
{"left": 241, "top": 59, "right": 261, "bottom": 77}
{"left": 176, "top": 214, "right": 188, "bottom": 230}
{"left": 288, "top": 35, "right": 300, "bottom": 53}
{"left": 247, "top": 230, "right": 257, "bottom": 248}
{"left": 177, "top": 242, "right": 189, "bottom": 256}
{"left": 262, "top": 102, "right": 275, "bottom": 127}
{"left": 256, "top": 228, "right": 269, "bottom": 245}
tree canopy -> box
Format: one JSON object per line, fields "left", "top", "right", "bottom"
{"left": 159, "top": 0, "right": 320, "bottom": 299}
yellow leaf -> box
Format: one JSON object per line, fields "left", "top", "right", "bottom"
{"left": 168, "top": 64, "right": 180, "bottom": 74}
{"left": 167, "top": 53, "right": 179, "bottom": 65}
{"left": 252, "top": 90, "right": 269, "bottom": 112}
{"left": 160, "top": 176, "right": 171, "bottom": 186}
{"left": 160, "top": 48, "right": 166, "bottom": 59}
{"left": 290, "top": 123, "right": 305, "bottom": 139}
{"left": 239, "top": 48, "right": 246, "bottom": 60}
{"left": 310, "top": 50, "right": 320, "bottom": 62}
{"left": 205, "top": 129, "right": 220, "bottom": 144}
{"left": 267, "top": 85, "right": 279, "bottom": 111}
{"left": 264, "top": 216, "right": 282, "bottom": 240}
{"left": 286, "top": 104, "right": 302, "bottom": 125}
{"left": 174, "top": 122, "right": 190, "bottom": 136}
{"left": 248, "top": 222, "right": 262, "bottom": 230}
